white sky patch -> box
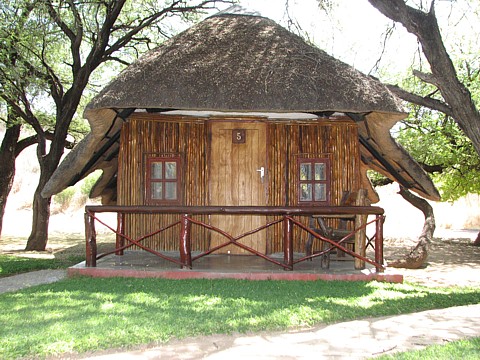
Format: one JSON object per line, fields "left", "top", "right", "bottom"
{"left": 237, "top": 0, "right": 478, "bottom": 78}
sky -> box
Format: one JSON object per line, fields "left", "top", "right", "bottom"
{"left": 235, "top": 0, "right": 480, "bottom": 79}
{"left": 237, "top": 0, "right": 417, "bottom": 76}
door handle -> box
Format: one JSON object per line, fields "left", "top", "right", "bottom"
{"left": 256, "top": 166, "right": 265, "bottom": 182}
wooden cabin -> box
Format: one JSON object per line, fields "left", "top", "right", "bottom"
{"left": 116, "top": 112, "right": 363, "bottom": 255}
{"left": 42, "top": 12, "right": 440, "bottom": 269}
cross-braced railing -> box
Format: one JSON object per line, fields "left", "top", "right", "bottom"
{"left": 84, "top": 206, "right": 386, "bottom": 272}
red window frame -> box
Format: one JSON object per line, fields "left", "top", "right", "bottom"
{"left": 145, "top": 156, "right": 182, "bottom": 205}
{"left": 297, "top": 158, "right": 331, "bottom": 206}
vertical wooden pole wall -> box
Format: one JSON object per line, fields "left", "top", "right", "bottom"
{"left": 117, "top": 115, "right": 361, "bottom": 254}
{"left": 117, "top": 114, "right": 208, "bottom": 252}
{"left": 267, "top": 119, "right": 360, "bottom": 254}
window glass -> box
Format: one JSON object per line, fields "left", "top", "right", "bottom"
{"left": 165, "top": 162, "right": 177, "bottom": 179}
{"left": 298, "top": 158, "right": 330, "bottom": 205}
{"left": 314, "top": 183, "right": 326, "bottom": 201}
{"left": 315, "top": 163, "right": 326, "bottom": 180}
{"left": 146, "top": 156, "right": 181, "bottom": 204}
{"left": 300, "top": 184, "right": 312, "bottom": 201}
{"left": 151, "top": 182, "right": 163, "bottom": 199}
{"left": 165, "top": 182, "right": 177, "bottom": 200}
{"left": 151, "top": 162, "right": 163, "bottom": 179}
{"left": 300, "top": 163, "right": 312, "bottom": 180}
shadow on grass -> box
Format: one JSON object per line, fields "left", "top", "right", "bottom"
{"left": 0, "top": 277, "right": 478, "bottom": 359}
{"left": 0, "top": 254, "right": 84, "bottom": 277}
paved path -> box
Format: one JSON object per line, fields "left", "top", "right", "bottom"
{"left": 1, "top": 271, "right": 478, "bottom": 359}
{"left": 0, "top": 269, "right": 67, "bottom": 294}
{"left": 81, "top": 304, "right": 480, "bottom": 360}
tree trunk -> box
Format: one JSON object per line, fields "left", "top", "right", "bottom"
{"left": 0, "top": 124, "right": 21, "bottom": 238}
{"left": 388, "top": 187, "right": 436, "bottom": 269}
{"left": 473, "top": 231, "right": 480, "bottom": 247}
{"left": 24, "top": 112, "right": 71, "bottom": 251}
{"left": 25, "top": 186, "right": 51, "bottom": 251}
{"left": 24, "top": 138, "right": 63, "bottom": 251}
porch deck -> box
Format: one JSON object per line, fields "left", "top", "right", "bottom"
{"left": 69, "top": 251, "right": 403, "bottom": 282}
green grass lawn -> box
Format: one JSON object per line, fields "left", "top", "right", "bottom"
{"left": 377, "top": 337, "right": 480, "bottom": 359}
{"left": 0, "top": 276, "right": 479, "bottom": 359}
{"left": 0, "top": 254, "right": 84, "bottom": 276}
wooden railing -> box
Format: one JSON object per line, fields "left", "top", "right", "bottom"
{"left": 84, "top": 205, "right": 386, "bottom": 272}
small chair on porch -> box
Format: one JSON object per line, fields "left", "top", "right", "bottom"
{"left": 305, "top": 191, "right": 358, "bottom": 268}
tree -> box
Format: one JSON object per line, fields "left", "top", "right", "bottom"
{"left": 374, "top": 63, "right": 480, "bottom": 202}
{"left": 388, "top": 187, "right": 435, "bottom": 269}
{"left": 395, "top": 103, "right": 480, "bottom": 201}
{"left": 368, "top": 0, "right": 480, "bottom": 157}
{"left": 367, "top": 0, "right": 480, "bottom": 250}
{"left": 0, "top": 0, "right": 232, "bottom": 250}
{"left": 0, "top": 3, "right": 45, "bottom": 237}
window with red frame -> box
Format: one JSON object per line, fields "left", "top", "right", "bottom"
{"left": 298, "top": 158, "right": 330, "bottom": 205}
{"left": 146, "top": 156, "right": 181, "bottom": 204}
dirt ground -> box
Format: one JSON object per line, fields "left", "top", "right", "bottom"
{"left": 1, "top": 228, "right": 479, "bottom": 288}
{"left": 382, "top": 232, "right": 480, "bottom": 287}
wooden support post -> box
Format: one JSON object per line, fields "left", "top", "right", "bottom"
{"left": 179, "top": 214, "right": 192, "bottom": 269}
{"left": 85, "top": 212, "right": 97, "bottom": 267}
{"left": 354, "top": 189, "right": 368, "bottom": 269}
{"left": 115, "top": 212, "right": 125, "bottom": 256}
{"left": 375, "top": 215, "right": 385, "bottom": 272}
{"left": 283, "top": 216, "right": 294, "bottom": 270}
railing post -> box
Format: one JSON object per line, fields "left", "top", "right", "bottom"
{"left": 375, "top": 215, "right": 385, "bottom": 272}
{"left": 354, "top": 189, "right": 367, "bottom": 270}
{"left": 116, "top": 212, "right": 125, "bottom": 256}
{"left": 179, "top": 214, "right": 192, "bottom": 269}
{"left": 85, "top": 211, "right": 97, "bottom": 267}
{"left": 283, "top": 216, "right": 293, "bottom": 270}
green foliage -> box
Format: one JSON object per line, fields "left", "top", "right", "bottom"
{"left": 394, "top": 109, "right": 480, "bottom": 201}
{"left": 54, "top": 187, "right": 76, "bottom": 210}
{"left": 389, "top": 62, "right": 480, "bottom": 201}
{"left": 0, "top": 278, "right": 478, "bottom": 359}
{"left": 80, "top": 171, "right": 101, "bottom": 197}
{"left": 0, "top": 255, "right": 83, "bottom": 277}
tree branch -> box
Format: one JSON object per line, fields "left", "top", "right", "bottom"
{"left": 66, "top": 0, "right": 84, "bottom": 76}
{"left": 15, "top": 131, "right": 75, "bottom": 157}
{"left": 386, "top": 84, "right": 453, "bottom": 116}
{"left": 368, "top": 0, "right": 480, "bottom": 156}
{"left": 103, "top": 1, "right": 228, "bottom": 61}
{"left": 44, "top": 0, "right": 76, "bottom": 42}
{"left": 412, "top": 69, "right": 439, "bottom": 87}
{"left": 419, "top": 162, "right": 444, "bottom": 174}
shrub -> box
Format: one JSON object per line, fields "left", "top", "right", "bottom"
{"left": 80, "top": 171, "right": 101, "bottom": 197}
{"left": 54, "top": 187, "right": 76, "bottom": 212}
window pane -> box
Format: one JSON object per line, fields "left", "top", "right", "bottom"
{"left": 300, "top": 184, "right": 312, "bottom": 201}
{"left": 151, "top": 182, "right": 163, "bottom": 199}
{"left": 300, "top": 163, "right": 312, "bottom": 180}
{"left": 151, "top": 162, "right": 163, "bottom": 179}
{"left": 315, "top": 184, "right": 326, "bottom": 201}
{"left": 165, "top": 182, "right": 177, "bottom": 200}
{"left": 315, "top": 163, "right": 326, "bottom": 180}
{"left": 165, "top": 162, "right": 177, "bottom": 179}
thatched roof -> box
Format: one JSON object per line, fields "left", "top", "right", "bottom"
{"left": 42, "top": 12, "right": 440, "bottom": 202}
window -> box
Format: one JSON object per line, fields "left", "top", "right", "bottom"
{"left": 146, "top": 156, "right": 181, "bottom": 204}
{"left": 298, "top": 158, "right": 330, "bottom": 205}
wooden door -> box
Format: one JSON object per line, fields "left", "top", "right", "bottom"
{"left": 209, "top": 121, "right": 267, "bottom": 254}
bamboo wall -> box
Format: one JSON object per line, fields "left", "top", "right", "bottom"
{"left": 117, "top": 114, "right": 209, "bottom": 251}
{"left": 117, "top": 114, "right": 360, "bottom": 254}
{"left": 266, "top": 119, "right": 361, "bottom": 253}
